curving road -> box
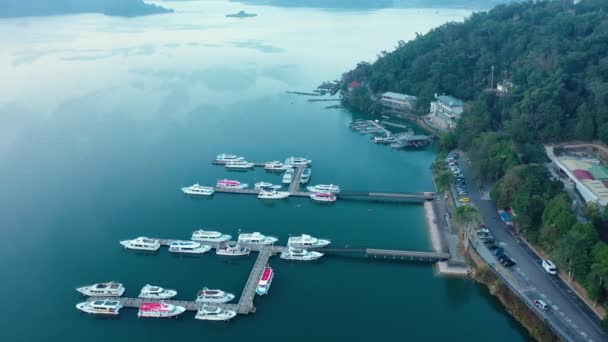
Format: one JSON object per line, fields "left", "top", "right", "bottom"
{"left": 457, "top": 152, "right": 606, "bottom": 342}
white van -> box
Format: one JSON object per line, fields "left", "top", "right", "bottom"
{"left": 542, "top": 259, "right": 557, "bottom": 275}
{"left": 534, "top": 299, "right": 549, "bottom": 311}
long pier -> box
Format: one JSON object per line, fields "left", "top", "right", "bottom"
{"left": 99, "top": 241, "right": 448, "bottom": 318}
{"left": 207, "top": 161, "right": 435, "bottom": 201}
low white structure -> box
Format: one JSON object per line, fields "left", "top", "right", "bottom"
{"left": 497, "top": 81, "right": 514, "bottom": 94}
{"left": 430, "top": 94, "right": 464, "bottom": 129}
{"left": 379, "top": 92, "right": 417, "bottom": 113}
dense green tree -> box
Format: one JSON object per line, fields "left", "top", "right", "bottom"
{"left": 555, "top": 223, "right": 598, "bottom": 281}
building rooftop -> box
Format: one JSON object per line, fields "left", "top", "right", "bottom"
{"left": 381, "top": 92, "right": 417, "bottom": 101}
{"left": 436, "top": 95, "right": 464, "bottom": 107}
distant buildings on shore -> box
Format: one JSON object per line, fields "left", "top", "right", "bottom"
{"left": 430, "top": 94, "right": 464, "bottom": 129}
{"left": 379, "top": 92, "right": 417, "bottom": 113}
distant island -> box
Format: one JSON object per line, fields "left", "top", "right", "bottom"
{"left": 225, "top": 10, "right": 257, "bottom": 18}
{"left": 0, "top": 0, "right": 173, "bottom": 18}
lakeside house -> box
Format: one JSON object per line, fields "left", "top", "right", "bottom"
{"left": 348, "top": 81, "right": 361, "bottom": 92}
{"left": 429, "top": 94, "right": 464, "bottom": 129}
{"left": 379, "top": 92, "right": 417, "bottom": 114}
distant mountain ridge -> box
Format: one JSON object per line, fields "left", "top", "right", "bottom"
{"left": 0, "top": 0, "right": 172, "bottom": 18}
{"left": 230, "top": 0, "right": 519, "bottom": 10}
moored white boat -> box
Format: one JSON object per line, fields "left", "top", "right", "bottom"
{"left": 216, "top": 179, "right": 249, "bottom": 189}
{"left": 138, "top": 302, "right": 186, "bottom": 318}
{"left": 254, "top": 182, "right": 282, "bottom": 191}
{"left": 216, "top": 153, "right": 244, "bottom": 162}
{"left": 238, "top": 232, "right": 278, "bottom": 245}
{"left": 264, "top": 161, "right": 288, "bottom": 171}
{"left": 225, "top": 160, "right": 254, "bottom": 170}
{"left": 310, "top": 192, "right": 337, "bottom": 203}
{"left": 258, "top": 190, "right": 290, "bottom": 200}
{"left": 119, "top": 237, "right": 161, "bottom": 251}
{"left": 282, "top": 168, "right": 294, "bottom": 184}
{"left": 196, "top": 288, "right": 235, "bottom": 303}
{"left": 169, "top": 240, "right": 212, "bottom": 254}
{"left": 216, "top": 242, "right": 251, "bottom": 256}
{"left": 306, "top": 184, "right": 340, "bottom": 194}
{"left": 191, "top": 230, "right": 231, "bottom": 243}
{"left": 284, "top": 157, "right": 312, "bottom": 166}
{"left": 256, "top": 266, "right": 274, "bottom": 296}
{"left": 287, "top": 234, "right": 331, "bottom": 248}
{"left": 76, "top": 281, "right": 125, "bottom": 297}
{"left": 139, "top": 284, "right": 177, "bottom": 299}
{"left": 181, "top": 184, "right": 215, "bottom": 196}
{"left": 280, "top": 247, "right": 324, "bottom": 261}
{"left": 76, "top": 300, "right": 122, "bottom": 315}
{"left": 299, "top": 167, "right": 312, "bottom": 184}
{"left": 195, "top": 305, "right": 237, "bottom": 321}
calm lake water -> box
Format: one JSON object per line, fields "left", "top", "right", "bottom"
{"left": 0, "top": 1, "right": 530, "bottom": 341}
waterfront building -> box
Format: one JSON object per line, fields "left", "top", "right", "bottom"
{"left": 429, "top": 94, "right": 464, "bottom": 129}
{"left": 379, "top": 92, "right": 417, "bottom": 113}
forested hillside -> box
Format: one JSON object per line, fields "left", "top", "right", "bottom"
{"left": 342, "top": 0, "right": 608, "bottom": 315}
{"left": 343, "top": 0, "right": 608, "bottom": 145}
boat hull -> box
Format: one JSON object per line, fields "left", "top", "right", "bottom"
{"left": 77, "top": 287, "right": 125, "bottom": 297}
{"left": 182, "top": 188, "right": 214, "bottom": 196}
{"left": 76, "top": 303, "right": 121, "bottom": 315}
{"left": 196, "top": 293, "right": 235, "bottom": 304}
{"left": 195, "top": 311, "right": 237, "bottom": 321}
{"left": 119, "top": 240, "right": 160, "bottom": 251}
{"left": 169, "top": 245, "right": 212, "bottom": 254}
{"left": 138, "top": 291, "right": 177, "bottom": 300}
{"left": 138, "top": 306, "right": 186, "bottom": 318}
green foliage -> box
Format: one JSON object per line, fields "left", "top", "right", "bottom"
{"left": 342, "top": 86, "right": 379, "bottom": 114}
{"left": 454, "top": 204, "right": 481, "bottom": 227}
{"left": 492, "top": 164, "right": 562, "bottom": 236}
{"left": 431, "top": 160, "right": 455, "bottom": 192}
{"left": 555, "top": 223, "right": 598, "bottom": 280}
{"left": 469, "top": 132, "right": 518, "bottom": 182}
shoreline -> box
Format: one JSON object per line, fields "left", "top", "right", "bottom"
{"left": 423, "top": 201, "right": 469, "bottom": 276}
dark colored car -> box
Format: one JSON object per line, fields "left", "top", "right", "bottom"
{"left": 487, "top": 243, "right": 501, "bottom": 251}
{"left": 492, "top": 248, "right": 505, "bottom": 257}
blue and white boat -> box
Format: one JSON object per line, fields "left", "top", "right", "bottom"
{"left": 299, "top": 167, "right": 311, "bottom": 184}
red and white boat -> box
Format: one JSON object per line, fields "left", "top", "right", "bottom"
{"left": 137, "top": 302, "right": 186, "bottom": 318}
{"left": 255, "top": 266, "right": 274, "bottom": 296}
{"left": 310, "top": 192, "right": 336, "bottom": 203}
{"left": 216, "top": 179, "right": 249, "bottom": 189}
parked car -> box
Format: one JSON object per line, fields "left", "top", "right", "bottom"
{"left": 477, "top": 228, "right": 490, "bottom": 234}
{"left": 534, "top": 299, "right": 549, "bottom": 311}
{"left": 492, "top": 248, "right": 505, "bottom": 257}
{"left": 483, "top": 238, "right": 496, "bottom": 245}
{"left": 487, "top": 243, "right": 501, "bottom": 251}
{"left": 542, "top": 259, "right": 557, "bottom": 275}
{"left": 459, "top": 197, "right": 470, "bottom": 203}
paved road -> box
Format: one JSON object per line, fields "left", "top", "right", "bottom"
{"left": 456, "top": 152, "right": 606, "bottom": 342}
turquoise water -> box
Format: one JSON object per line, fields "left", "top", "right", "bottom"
{"left": 0, "top": 1, "right": 529, "bottom": 341}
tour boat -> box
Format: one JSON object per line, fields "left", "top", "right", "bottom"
{"left": 196, "top": 288, "right": 235, "bottom": 303}
{"left": 284, "top": 157, "right": 312, "bottom": 166}
{"left": 181, "top": 184, "right": 215, "bottom": 196}
{"left": 119, "top": 237, "right": 161, "bottom": 251}
{"left": 76, "top": 281, "right": 125, "bottom": 297}
{"left": 373, "top": 135, "right": 397, "bottom": 144}
{"left": 216, "top": 242, "right": 251, "bottom": 256}
{"left": 299, "top": 167, "right": 312, "bottom": 184}
{"left": 306, "top": 184, "right": 340, "bottom": 194}
{"left": 238, "top": 232, "right": 278, "bottom": 245}
{"left": 287, "top": 234, "right": 331, "bottom": 248}
{"left": 138, "top": 302, "right": 186, "bottom": 318}
{"left": 280, "top": 247, "right": 324, "bottom": 261}
{"left": 169, "top": 240, "right": 212, "bottom": 254}
{"left": 310, "top": 192, "right": 337, "bottom": 203}
{"left": 216, "top": 153, "right": 244, "bottom": 162}
{"left": 264, "top": 161, "right": 288, "bottom": 171}
{"left": 191, "top": 230, "right": 232, "bottom": 243}
{"left": 254, "top": 182, "right": 282, "bottom": 191}
{"left": 258, "top": 190, "right": 290, "bottom": 200}
{"left": 216, "top": 179, "right": 249, "bottom": 189}
{"left": 76, "top": 300, "right": 122, "bottom": 315}
{"left": 139, "top": 284, "right": 177, "bottom": 299}
{"left": 225, "top": 160, "right": 254, "bottom": 170}
{"left": 282, "top": 172, "right": 293, "bottom": 184}
{"left": 195, "top": 305, "right": 237, "bottom": 321}
{"left": 255, "top": 266, "right": 274, "bottom": 296}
